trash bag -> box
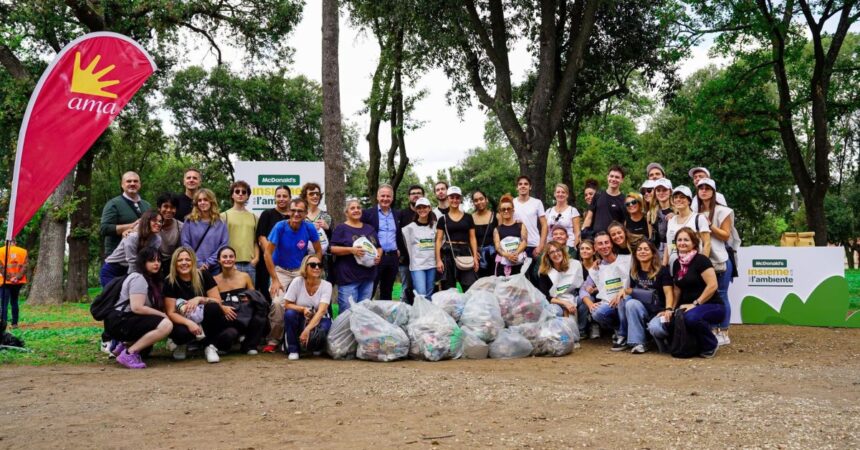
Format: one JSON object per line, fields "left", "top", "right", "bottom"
{"left": 488, "top": 329, "right": 533, "bottom": 359}
{"left": 406, "top": 295, "right": 464, "bottom": 361}
{"left": 458, "top": 290, "right": 505, "bottom": 343}
{"left": 363, "top": 300, "right": 412, "bottom": 328}
{"left": 431, "top": 288, "right": 467, "bottom": 321}
{"left": 495, "top": 269, "right": 548, "bottom": 326}
{"left": 353, "top": 236, "right": 379, "bottom": 267}
{"left": 532, "top": 316, "right": 577, "bottom": 357}
{"left": 462, "top": 330, "right": 489, "bottom": 359}
{"left": 349, "top": 302, "right": 410, "bottom": 362}
{"left": 326, "top": 309, "right": 357, "bottom": 359}
{"left": 469, "top": 276, "right": 499, "bottom": 296}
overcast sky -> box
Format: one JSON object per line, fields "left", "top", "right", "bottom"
{"left": 181, "top": 2, "right": 724, "bottom": 182}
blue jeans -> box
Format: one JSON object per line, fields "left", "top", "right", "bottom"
{"left": 99, "top": 262, "right": 127, "bottom": 287}
{"left": 621, "top": 298, "right": 652, "bottom": 345}
{"left": 283, "top": 309, "right": 331, "bottom": 353}
{"left": 592, "top": 302, "right": 620, "bottom": 333}
{"left": 575, "top": 297, "right": 589, "bottom": 334}
{"left": 717, "top": 258, "right": 733, "bottom": 329}
{"left": 411, "top": 268, "right": 436, "bottom": 298}
{"left": 235, "top": 262, "right": 256, "bottom": 284}
{"left": 1, "top": 284, "right": 22, "bottom": 325}
{"left": 337, "top": 280, "right": 374, "bottom": 313}
{"left": 648, "top": 303, "right": 725, "bottom": 353}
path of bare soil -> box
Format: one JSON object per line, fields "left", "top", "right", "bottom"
{"left": 1, "top": 324, "right": 858, "bottom": 449}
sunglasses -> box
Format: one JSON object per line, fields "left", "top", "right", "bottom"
{"left": 290, "top": 209, "right": 306, "bottom": 214}
{"left": 307, "top": 191, "right": 323, "bottom": 197}
{"left": 625, "top": 201, "right": 639, "bottom": 207}
{"left": 499, "top": 207, "right": 513, "bottom": 212}
{"left": 233, "top": 189, "right": 248, "bottom": 195}
{"left": 307, "top": 262, "right": 322, "bottom": 269}
{"left": 641, "top": 188, "right": 653, "bottom": 193}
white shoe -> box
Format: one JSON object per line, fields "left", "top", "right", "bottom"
{"left": 716, "top": 331, "right": 731, "bottom": 347}
{"left": 101, "top": 340, "right": 113, "bottom": 357}
{"left": 246, "top": 349, "right": 259, "bottom": 355}
{"left": 589, "top": 324, "right": 600, "bottom": 339}
{"left": 288, "top": 352, "right": 299, "bottom": 360}
{"left": 173, "top": 344, "right": 187, "bottom": 361}
{"left": 166, "top": 338, "right": 177, "bottom": 352}
{"left": 205, "top": 344, "right": 220, "bottom": 363}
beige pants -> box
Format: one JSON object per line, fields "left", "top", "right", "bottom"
{"left": 266, "top": 267, "right": 301, "bottom": 345}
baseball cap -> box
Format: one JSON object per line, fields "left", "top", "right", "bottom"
{"left": 696, "top": 178, "right": 716, "bottom": 191}
{"left": 640, "top": 179, "right": 657, "bottom": 191}
{"left": 653, "top": 178, "right": 673, "bottom": 190}
{"left": 447, "top": 186, "right": 463, "bottom": 197}
{"left": 672, "top": 185, "right": 693, "bottom": 200}
{"left": 688, "top": 166, "right": 710, "bottom": 178}
{"left": 415, "top": 197, "right": 431, "bottom": 207}
{"left": 646, "top": 162, "right": 665, "bottom": 176}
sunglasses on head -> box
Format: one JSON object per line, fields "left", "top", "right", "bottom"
{"left": 307, "top": 262, "right": 322, "bottom": 269}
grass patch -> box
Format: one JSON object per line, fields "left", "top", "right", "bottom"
{"left": 1, "top": 303, "right": 102, "bottom": 366}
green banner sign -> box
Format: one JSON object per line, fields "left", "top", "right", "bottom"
{"left": 258, "top": 174, "right": 300, "bottom": 185}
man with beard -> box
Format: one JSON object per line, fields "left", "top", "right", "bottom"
{"left": 255, "top": 185, "right": 292, "bottom": 302}
{"left": 174, "top": 168, "right": 202, "bottom": 221}
{"left": 432, "top": 181, "right": 449, "bottom": 219}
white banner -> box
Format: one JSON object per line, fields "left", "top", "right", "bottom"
{"left": 233, "top": 161, "right": 325, "bottom": 215}
{"left": 728, "top": 246, "right": 855, "bottom": 327}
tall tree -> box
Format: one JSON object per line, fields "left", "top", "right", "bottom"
{"left": 688, "top": 0, "right": 860, "bottom": 245}
{"left": 323, "top": 0, "right": 346, "bottom": 224}
{"left": 415, "top": 0, "right": 601, "bottom": 200}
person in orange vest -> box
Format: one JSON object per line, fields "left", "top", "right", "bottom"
{"left": 0, "top": 240, "right": 28, "bottom": 328}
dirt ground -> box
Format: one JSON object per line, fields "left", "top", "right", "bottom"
{"left": 1, "top": 324, "right": 858, "bottom": 450}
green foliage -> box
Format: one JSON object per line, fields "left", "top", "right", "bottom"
{"left": 740, "top": 276, "right": 859, "bottom": 328}
{"left": 847, "top": 269, "right": 860, "bottom": 310}
{"left": 449, "top": 143, "right": 518, "bottom": 207}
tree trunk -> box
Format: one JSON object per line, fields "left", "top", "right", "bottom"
{"left": 322, "top": 0, "right": 346, "bottom": 225}
{"left": 385, "top": 29, "right": 409, "bottom": 205}
{"left": 844, "top": 243, "right": 855, "bottom": 270}
{"left": 66, "top": 151, "right": 95, "bottom": 302}
{"left": 27, "top": 172, "right": 74, "bottom": 305}
{"left": 557, "top": 117, "right": 581, "bottom": 204}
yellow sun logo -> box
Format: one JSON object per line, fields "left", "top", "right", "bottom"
{"left": 70, "top": 52, "right": 120, "bottom": 99}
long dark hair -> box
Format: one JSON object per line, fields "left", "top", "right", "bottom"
{"left": 137, "top": 210, "right": 161, "bottom": 252}
{"left": 695, "top": 185, "right": 717, "bottom": 227}
{"left": 135, "top": 246, "right": 164, "bottom": 310}
{"left": 471, "top": 189, "right": 496, "bottom": 214}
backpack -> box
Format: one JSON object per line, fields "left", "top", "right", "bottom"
{"left": 669, "top": 311, "right": 700, "bottom": 358}
{"left": 90, "top": 274, "right": 130, "bottom": 321}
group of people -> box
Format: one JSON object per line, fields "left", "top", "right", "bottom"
{"left": 96, "top": 162, "right": 739, "bottom": 369}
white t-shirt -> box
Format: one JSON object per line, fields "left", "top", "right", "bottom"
{"left": 703, "top": 205, "right": 733, "bottom": 264}
{"left": 513, "top": 197, "right": 546, "bottom": 248}
{"left": 285, "top": 277, "right": 332, "bottom": 310}
{"left": 666, "top": 212, "right": 710, "bottom": 256}
{"left": 692, "top": 192, "right": 727, "bottom": 211}
{"left": 547, "top": 260, "right": 584, "bottom": 302}
{"left": 596, "top": 254, "right": 631, "bottom": 301}
{"left": 402, "top": 221, "right": 437, "bottom": 271}
{"left": 545, "top": 205, "right": 580, "bottom": 247}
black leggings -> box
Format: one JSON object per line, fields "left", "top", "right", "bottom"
{"left": 201, "top": 302, "right": 241, "bottom": 352}
{"left": 439, "top": 244, "right": 478, "bottom": 292}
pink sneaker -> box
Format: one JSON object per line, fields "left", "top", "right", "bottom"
{"left": 116, "top": 350, "right": 146, "bottom": 369}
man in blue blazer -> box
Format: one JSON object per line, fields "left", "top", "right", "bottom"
{"left": 361, "top": 184, "right": 404, "bottom": 299}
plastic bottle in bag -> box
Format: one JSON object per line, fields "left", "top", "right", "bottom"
{"left": 495, "top": 268, "right": 548, "bottom": 326}
{"left": 488, "top": 329, "right": 533, "bottom": 359}
{"left": 406, "top": 295, "right": 464, "bottom": 361}
{"left": 363, "top": 300, "right": 412, "bottom": 328}
{"left": 326, "top": 308, "right": 357, "bottom": 359}
{"left": 431, "top": 288, "right": 468, "bottom": 321}
{"left": 459, "top": 290, "right": 505, "bottom": 342}
{"left": 349, "top": 302, "right": 410, "bottom": 362}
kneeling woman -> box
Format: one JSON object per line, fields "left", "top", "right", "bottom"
{"left": 538, "top": 241, "right": 586, "bottom": 331}
{"left": 164, "top": 246, "right": 238, "bottom": 363}
{"left": 283, "top": 254, "right": 332, "bottom": 360}
{"left": 104, "top": 247, "right": 173, "bottom": 369}
{"left": 214, "top": 246, "right": 267, "bottom": 354}
{"left": 618, "top": 239, "right": 672, "bottom": 354}
{"left": 647, "top": 227, "right": 724, "bottom": 357}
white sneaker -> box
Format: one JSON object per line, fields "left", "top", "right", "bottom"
{"left": 166, "top": 338, "right": 177, "bottom": 352}
{"left": 589, "top": 324, "right": 600, "bottom": 339}
{"left": 288, "top": 352, "right": 299, "bottom": 360}
{"left": 716, "top": 331, "right": 731, "bottom": 347}
{"left": 204, "top": 344, "right": 220, "bottom": 363}
{"left": 173, "top": 344, "right": 187, "bottom": 361}
{"left": 101, "top": 340, "right": 113, "bottom": 357}
{"left": 246, "top": 349, "right": 259, "bottom": 355}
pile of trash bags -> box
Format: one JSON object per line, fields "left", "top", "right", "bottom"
{"left": 326, "top": 266, "right": 579, "bottom": 362}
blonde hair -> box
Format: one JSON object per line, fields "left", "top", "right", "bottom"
{"left": 167, "top": 246, "right": 205, "bottom": 297}
{"left": 554, "top": 183, "right": 570, "bottom": 198}
{"left": 539, "top": 241, "right": 570, "bottom": 275}
{"left": 299, "top": 253, "right": 323, "bottom": 279}
{"left": 188, "top": 188, "right": 221, "bottom": 224}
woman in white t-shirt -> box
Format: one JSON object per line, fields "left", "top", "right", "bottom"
{"left": 664, "top": 185, "right": 711, "bottom": 267}
{"left": 696, "top": 178, "right": 735, "bottom": 346}
{"left": 402, "top": 198, "right": 438, "bottom": 297}
{"left": 545, "top": 183, "right": 581, "bottom": 256}
{"left": 282, "top": 254, "right": 332, "bottom": 360}
{"left": 538, "top": 241, "right": 585, "bottom": 323}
